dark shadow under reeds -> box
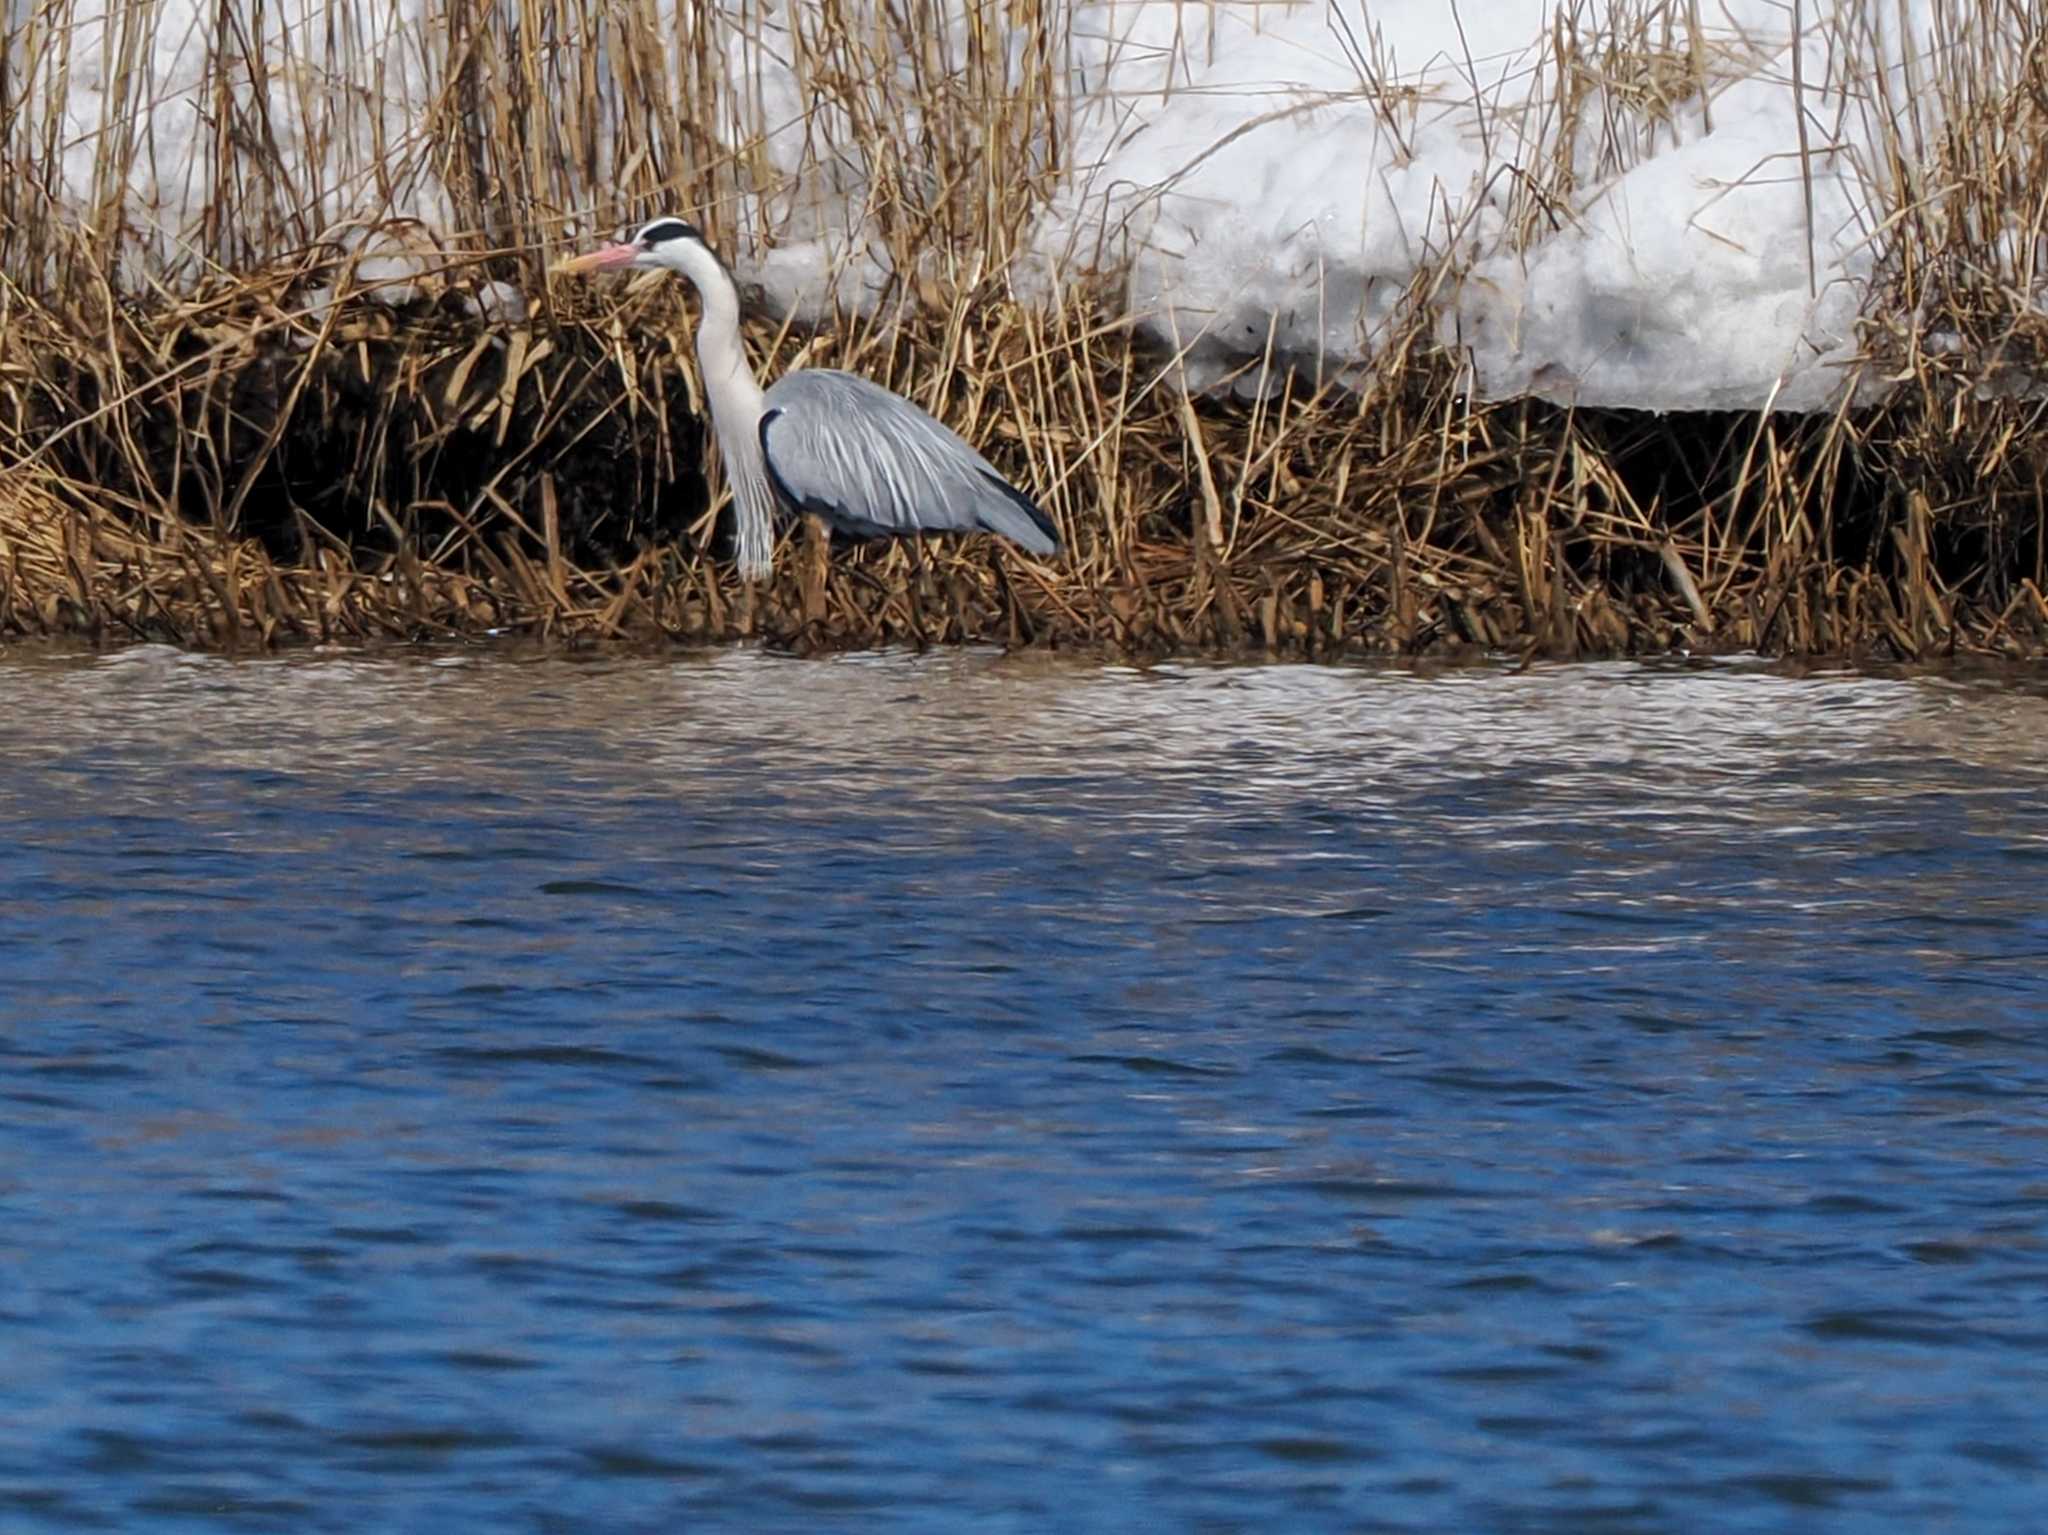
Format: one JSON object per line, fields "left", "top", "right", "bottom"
{"left": 4, "top": 263, "right": 2047, "bottom": 660}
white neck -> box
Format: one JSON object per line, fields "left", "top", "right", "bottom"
{"left": 671, "top": 240, "right": 775, "bottom": 581}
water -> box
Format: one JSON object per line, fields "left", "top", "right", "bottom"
{"left": 2, "top": 645, "right": 2045, "bottom": 1533}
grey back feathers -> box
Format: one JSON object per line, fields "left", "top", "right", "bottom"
{"left": 758, "top": 370, "right": 1058, "bottom": 555}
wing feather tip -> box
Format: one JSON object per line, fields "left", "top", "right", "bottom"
{"left": 978, "top": 470, "right": 1061, "bottom": 555}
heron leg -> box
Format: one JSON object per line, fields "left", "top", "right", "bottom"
{"left": 802, "top": 512, "right": 830, "bottom": 634}
{"left": 991, "top": 547, "right": 1023, "bottom": 649}
{"left": 904, "top": 538, "right": 931, "bottom": 653}
{"left": 735, "top": 564, "right": 757, "bottom": 640}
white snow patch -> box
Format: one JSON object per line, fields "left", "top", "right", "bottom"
{"left": 26, "top": 0, "right": 1984, "bottom": 412}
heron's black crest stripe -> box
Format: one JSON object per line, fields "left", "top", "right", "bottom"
{"left": 636, "top": 218, "right": 700, "bottom": 246}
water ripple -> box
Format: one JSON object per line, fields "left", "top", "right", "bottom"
{"left": 2, "top": 646, "right": 2046, "bottom": 1531}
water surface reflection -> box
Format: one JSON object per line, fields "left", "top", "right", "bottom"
{"left": 2, "top": 646, "right": 2044, "bottom": 1532}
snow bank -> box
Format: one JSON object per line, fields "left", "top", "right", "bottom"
{"left": 28, "top": 0, "right": 1961, "bottom": 413}
{"left": 1029, "top": 0, "right": 1917, "bottom": 410}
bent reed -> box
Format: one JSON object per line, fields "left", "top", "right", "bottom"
{"left": 3, "top": 0, "right": 2045, "bottom": 657}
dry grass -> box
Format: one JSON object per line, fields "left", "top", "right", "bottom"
{"left": 3, "top": 0, "right": 2047, "bottom": 657}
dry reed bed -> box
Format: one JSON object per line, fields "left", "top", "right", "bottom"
{"left": 3, "top": 0, "right": 2046, "bottom": 658}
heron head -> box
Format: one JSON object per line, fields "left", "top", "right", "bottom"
{"left": 556, "top": 217, "right": 707, "bottom": 276}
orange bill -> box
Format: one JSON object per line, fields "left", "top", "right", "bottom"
{"left": 554, "top": 243, "right": 638, "bottom": 274}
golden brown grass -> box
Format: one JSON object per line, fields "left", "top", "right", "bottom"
{"left": 3, "top": 0, "right": 2047, "bottom": 657}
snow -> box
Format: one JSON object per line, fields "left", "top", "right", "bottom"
{"left": 30, "top": 0, "right": 1959, "bottom": 413}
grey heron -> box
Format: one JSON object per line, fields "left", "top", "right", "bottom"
{"left": 557, "top": 218, "right": 1060, "bottom": 582}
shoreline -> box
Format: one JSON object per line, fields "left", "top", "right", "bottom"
{"left": 4, "top": 294, "right": 2044, "bottom": 662}
{"left": 7, "top": 3, "right": 2044, "bottom": 661}
{"left": 4, "top": 500, "right": 2039, "bottom": 663}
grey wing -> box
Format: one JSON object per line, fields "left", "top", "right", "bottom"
{"left": 759, "top": 370, "right": 1058, "bottom": 555}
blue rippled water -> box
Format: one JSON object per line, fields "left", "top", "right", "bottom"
{"left": 2, "top": 645, "right": 2045, "bottom": 1532}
